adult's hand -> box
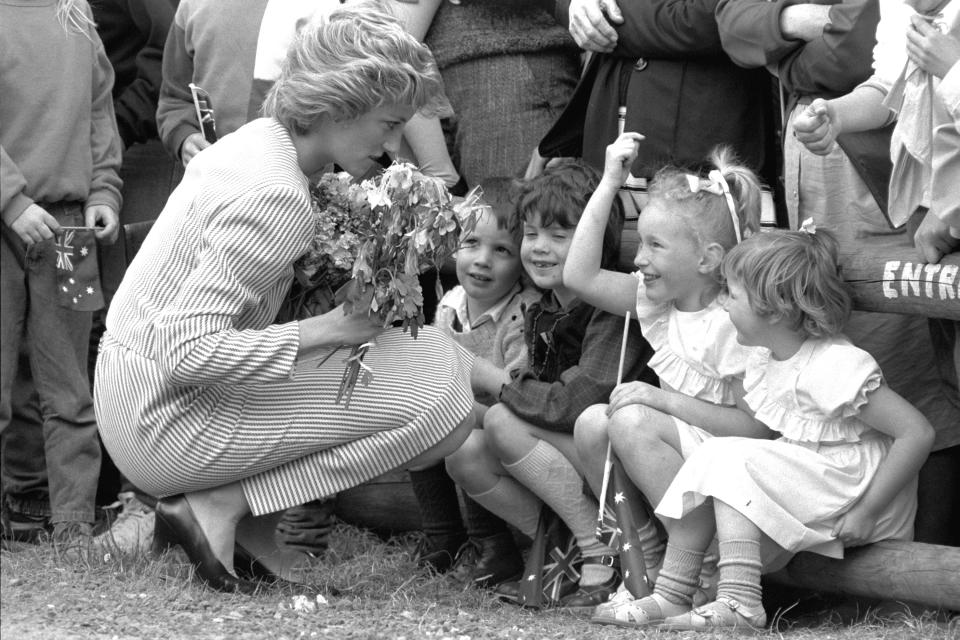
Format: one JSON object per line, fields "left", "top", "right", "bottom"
{"left": 298, "top": 298, "right": 386, "bottom": 357}
{"left": 180, "top": 132, "right": 211, "bottom": 167}
{"left": 85, "top": 203, "right": 120, "bottom": 245}
{"left": 792, "top": 98, "right": 840, "bottom": 155}
{"left": 9, "top": 203, "right": 60, "bottom": 246}
{"left": 914, "top": 209, "right": 959, "bottom": 264}
{"left": 568, "top": 0, "right": 623, "bottom": 53}
{"left": 906, "top": 13, "right": 960, "bottom": 79}
{"left": 779, "top": 4, "right": 832, "bottom": 41}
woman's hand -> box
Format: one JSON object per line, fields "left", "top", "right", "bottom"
{"left": 602, "top": 132, "right": 644, "bottom": 189}
{"left": 906, "top": 13, "right": 960, "bottom": 79}
{"left": 607, "top": 380, "right": 665, "bottom": 416}
{"left": 297, "top": 301, "right": 386, "bottom": 357}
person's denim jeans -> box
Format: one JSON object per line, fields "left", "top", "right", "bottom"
{"left": 0, "top": 203, "right": 101, "bottom": 525}
{"left": 1, "top": 347, "right": 51, "bottom": 519}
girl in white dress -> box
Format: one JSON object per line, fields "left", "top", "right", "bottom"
{"left": 642, "top": 228, "right": 935, "bottom": 631}
{"left": 564, "top": 134, "right": 773, "bottom": 619}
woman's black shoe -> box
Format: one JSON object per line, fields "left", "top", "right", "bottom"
{"left": 153, "top": 495, "right": 259, "bottom": 594}
{"left": 557, "top": 554, "right": 621, "bottom": 611}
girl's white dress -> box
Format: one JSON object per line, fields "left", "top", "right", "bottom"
{"left": 634, "top": 276, "right": 754, "bottom": 455}
{"left": 655, "top": 336, "right": 918, "bottom": 571}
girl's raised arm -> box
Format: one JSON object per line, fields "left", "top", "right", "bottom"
{"left": 563, "top": 133, "right": 644, "bottom": 316}
{"left": 832, "top": 386, "right": 935, "bottom": 546}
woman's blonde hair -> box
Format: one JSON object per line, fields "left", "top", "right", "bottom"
{"left": 648, "top": 146, "right": 763, "bottom": 278}
{"left": 263, "top": 1, "right": 445, "bottom": 135}
{"left": 722, "top": 228, "right": 852, "bottom": 338}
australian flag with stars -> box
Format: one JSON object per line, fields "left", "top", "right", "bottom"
{"left": 55, "top": 227, "right": 104, "bottom": 311}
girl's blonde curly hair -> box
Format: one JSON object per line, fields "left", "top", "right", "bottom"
{"left": 722, "top": 228, "right": 852, "bottom": 338}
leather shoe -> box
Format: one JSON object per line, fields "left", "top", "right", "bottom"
{"left": 153, "top": 495, "right": 259, "bottom": 594}
{"left": 414, "top": 532, "right": 466, "bottom": 573}
{"left": 558, "top": 554, "right": 621, "bottom": 611}
{"left": 451, "top": 533, "right": 523, "bottom": 588}
{"left": 494, "top": 578, "right": 522, "bottom": 604}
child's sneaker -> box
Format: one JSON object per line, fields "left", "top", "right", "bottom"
{"left": 93, "top": 492, "right": 155, "bottom": 555}
{"left": 52, "top": 522, "right": 93, "bottom": 561}
{"left": 2, "top": 510, "right": 50, "bottom": 545}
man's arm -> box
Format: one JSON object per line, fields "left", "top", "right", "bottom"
{"left": 113, "top": 0, "right": 177, "bottom": 148}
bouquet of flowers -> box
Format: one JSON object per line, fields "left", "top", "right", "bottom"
{"left": 281, "top": 162, "right": 481, "bottom": 406}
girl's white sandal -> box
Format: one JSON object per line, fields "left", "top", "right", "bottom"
{"left": 590, "top": 593, "right": 686, "bottom": 628}
{"left": 658, "top": 596, "right": 767, "bottom": 633}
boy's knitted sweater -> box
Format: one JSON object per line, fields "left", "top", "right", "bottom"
{"left": 424, "top": 0, "right": 577, "bottom": 70}
{"left": 435, "top": 284, "right": 535, "bottom": 406}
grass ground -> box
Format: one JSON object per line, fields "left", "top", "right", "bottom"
{"left": 1, "top": 524, "right": 957, "bottom": 640}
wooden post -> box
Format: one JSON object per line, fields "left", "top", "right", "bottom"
{"left": 839, "top": 235, "right": 960, "bottom": 319}
{"left": 766, "top": 540, "right": 960, "bottom": 610}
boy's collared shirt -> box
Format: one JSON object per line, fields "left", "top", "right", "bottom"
{"left": 434, "top": 283, "right": 533, "bottom": 404}
{"left": 442, "top": 282, "right": 523, "bottom": 332}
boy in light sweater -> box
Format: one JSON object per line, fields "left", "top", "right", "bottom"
{"left": 411, "top": 178, "right": 537, "bottom": 588}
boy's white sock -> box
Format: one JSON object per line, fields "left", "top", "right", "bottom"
{"left": 505, "top": 440, "right": 616, "bottom": 586}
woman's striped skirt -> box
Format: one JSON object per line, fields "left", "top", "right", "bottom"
{"left": 94, "top": 326, "right": 475, "bottom": 515}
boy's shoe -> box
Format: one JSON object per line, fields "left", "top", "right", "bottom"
{"left": 2, "top": 510, "right": 51, "bottom": 545}
{"left": 414, "top": 532, "right": 467, "bottom": 573}
{"left": 276, "top": 498, "right": 337, "bottom": 558}
{"left": 51, "top": 522, "right": 93, "bottom": 561}
{"left": 93, "top": 492, "right": 155, "bottom": 555}
{"left": 451, "top": 533, "right": 523, "bottom": 588}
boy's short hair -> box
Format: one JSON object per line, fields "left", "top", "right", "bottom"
{"left": 263, "top": 1, "right": 445, "bottom": 135}
{"left": 474, "top": 177, "right": 523, "bottom": 247}
{"left": 514, "top": 159, "right": 624, "bottom": 270}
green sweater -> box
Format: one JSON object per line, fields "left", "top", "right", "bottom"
{"left": 0, "top": 0, "right": 123, "bottom": 224}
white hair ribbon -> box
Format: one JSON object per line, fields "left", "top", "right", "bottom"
{"left": 799, "top": 217, "right": 817, "bottom": 234}
{"left": 685, "top": 170, "right": 742, "bottom": 243}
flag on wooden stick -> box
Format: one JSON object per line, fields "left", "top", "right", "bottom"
{"left": 55, "top": 227, "right": 104, "bottom": 311}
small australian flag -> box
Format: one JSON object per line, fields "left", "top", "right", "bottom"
{"left": 55, "top": 227, "right": 104, "bottom": 311}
